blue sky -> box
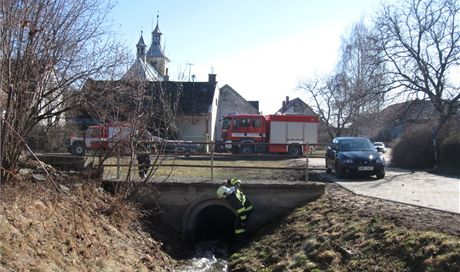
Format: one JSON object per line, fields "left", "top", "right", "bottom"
{"left": 111, "top": 0, "right": 382, "bottom": 113}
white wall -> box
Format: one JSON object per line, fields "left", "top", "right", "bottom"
{"left": 176, "top": 115, "right": 208, "bottom": 142}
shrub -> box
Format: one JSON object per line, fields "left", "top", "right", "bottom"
{"left": 439, "top": 134, "right": 460, "bottom": 169}
{"left": 391, "top": 127, "right": 435, "bottom": 169}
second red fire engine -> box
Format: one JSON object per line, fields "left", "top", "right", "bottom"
{"left": 221, "top": 114, "right": 319, "bottom": 156}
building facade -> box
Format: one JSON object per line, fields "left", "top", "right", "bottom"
{"left": 214, "top": 84, "right": 259, "bottom": 141}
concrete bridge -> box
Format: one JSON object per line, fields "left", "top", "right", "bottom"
{"left": 123, "top": 179, "right": 325, "bottom": 241}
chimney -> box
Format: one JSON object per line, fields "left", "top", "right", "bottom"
{"left": 282, "top": 101, "right": 286, "bottom": 112}
{"left": 208, "top": 74, "right": 216, "bottom": 83}
{"left": 286, "top": 96, "right": 290, "bottom": 104}
{"left": 164, "top": 68, "right": 169, "bottom": 81}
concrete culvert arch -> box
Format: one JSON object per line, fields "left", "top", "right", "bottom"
{"left": 183, "top": 199, "right": 236, "bottom": 242}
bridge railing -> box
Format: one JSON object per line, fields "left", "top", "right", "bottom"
{"left": 24, "top": 131, "right": 329, "bottom": 182}
{"left": 95, "top": 141, "right": 328, "bottom": 182}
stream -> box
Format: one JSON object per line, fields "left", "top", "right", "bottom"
{"left": 176, "top": 241, "right": 229, "bottom": 272}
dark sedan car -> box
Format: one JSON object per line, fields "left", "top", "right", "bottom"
{"left": 325, "top": 137, "right": 385, "bottom": 179}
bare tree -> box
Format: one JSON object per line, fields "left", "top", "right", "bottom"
{"left": 78, "top": 76, "right": 183, "bottom": 187}
{"left": 300, "top": 22, "right": 387, "bottom": 139}
{"left": 375, "top": 0, "right": 460, "bottom": 139}
{"left": 301, "top": 75, "right": 354, "bottom": 139}
{"left": 0, "top": 0, "right": 120, "bottom": 182}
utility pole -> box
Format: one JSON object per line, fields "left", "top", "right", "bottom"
{"left": 186, "top": 63, "right": 194, "bottom": 82}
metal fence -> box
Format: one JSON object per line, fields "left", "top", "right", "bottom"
{"left": 27, "top": 128, "right": 73, "bottom": 153}
{"left": 96, "top": 142, "right": 327, "bottom": 182}
{"left": 24, "top": 129, "right": 327, "bottom": 182}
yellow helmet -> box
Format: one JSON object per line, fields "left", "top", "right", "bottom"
{"left": 227, "top": 178, "right": 241, "bottom": 187}
{"left": 216, "top": 185, "right": 227, "bottom": 198}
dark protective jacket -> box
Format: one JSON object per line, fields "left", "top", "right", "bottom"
{"left": 226, "top": 188, "right": 253, "bottom": 215}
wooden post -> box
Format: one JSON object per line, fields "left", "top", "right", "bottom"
{"left": 0, "top": 107, "right": 2, "bottom": 185}
{"left": 305, "top": 143, "right": 309, "bottom": 182}
{"left": 116, "top": 152, "right": 120, "bottom": 179}
{"left": 210, "top": 141, "right": 214, "bottom": 181}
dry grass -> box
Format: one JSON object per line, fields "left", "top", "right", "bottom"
{"left": 100, "top": 156, "right": 307, "bottom": 181}
{"left": 0, "top": 179, "right": 175, "bottom": 271}
{"left": 229, "top": 185, "right": 460, "bottom": 272}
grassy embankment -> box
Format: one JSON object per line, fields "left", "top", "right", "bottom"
{"left": 0, "top": 179, "right": 175, "bottom": 271}
{"left": 229, "top": 188, "right": 460, "bottom": 272}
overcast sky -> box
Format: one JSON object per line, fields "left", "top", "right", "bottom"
{"left": 111, "top": 0, "right": 383, "bottom": 113}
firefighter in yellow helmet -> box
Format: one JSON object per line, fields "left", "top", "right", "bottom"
{"left": 216, "top": 178, "right": 253, "bottom": 238}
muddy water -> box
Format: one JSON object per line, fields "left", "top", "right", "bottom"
{"left": 176, "top": 241, "right": 229, "bottom": 272}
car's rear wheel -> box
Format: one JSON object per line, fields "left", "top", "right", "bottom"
{"left": 335, "top": 163, "right": 344, "bottom": 178}
{"left": 325, "top": 159, "right": 332, "bottom": 173}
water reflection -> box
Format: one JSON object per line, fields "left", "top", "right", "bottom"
{"left": 177, "top": 241, "right": 229, "bottom": 272}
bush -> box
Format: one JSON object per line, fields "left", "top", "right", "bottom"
{"left": 391, "top": 127, "right": 435, "bottom": 169}
{"left": 440, "top": 134, "right": 460, "bottom": 169}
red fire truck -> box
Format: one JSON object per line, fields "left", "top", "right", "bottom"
{"left": 221, "top": 114, "right": 319, "bottom": 156}
{"left": 66, "top": 123, "right": 134, "bottom": 155}
{"left": 66, "top": 123, "right": 201, "bottom": 156}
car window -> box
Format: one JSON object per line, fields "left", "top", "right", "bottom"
{"left": 339, "top": 139, "right": 374, "bottom": 151}
{"left": 332, "top": 143, "right": 338, "bottom": 150}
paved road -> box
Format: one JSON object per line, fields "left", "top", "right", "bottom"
{"left": 308, "top": 157, "right": 460, "bottom": 214}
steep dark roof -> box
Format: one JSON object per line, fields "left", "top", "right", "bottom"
{"left": 248, "top": 101, "right": 259, "bottom": 111}
{"left": 150, "top": 81, "right": 217, "bottom": 114}
{"left": 147, "top": 21, "right": 167, "bottom": 59}
{"left": 136, "top": 34, "right": 146, "bottom": 47}
{"left": 82, "top": 79, "right": 217, "bottom": 115}
{"left": 153, "top": 23, "right": 161, "bottom": 35}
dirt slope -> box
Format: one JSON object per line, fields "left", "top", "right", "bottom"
{"left": 229, "top": 184, "right": 460, "bottom": 272}
{"left": 0, "top": 177, "right": 175, "bottom": 272}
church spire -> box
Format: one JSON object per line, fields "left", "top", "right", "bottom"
{"left": 153, "top": 14, "right": 161, "bottom": 36}
{"left": 136, "top": 31, "right": 146, "bottom": 59}
{"left": 146, "top": 13, "right": 169, "bottom": 77}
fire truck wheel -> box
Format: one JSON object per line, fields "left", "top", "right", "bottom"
{"left": 239, "top": 144, "right": 254, "bottom": 155}
{"left": 231, "top": 146, "right": 240, "bottom": 154}
{"left": 72, "top": 141, "right": 86, "bottom": 156}
{"left": 287, "top": 145, "right": 302, "bottom": 156}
